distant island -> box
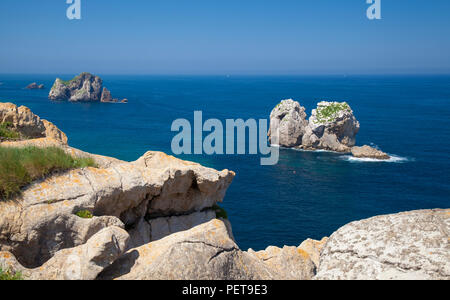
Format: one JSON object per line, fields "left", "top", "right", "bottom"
{"left": 26, "top": 83, "right": 45, "bottom": 90}
{"left": 48, "top": 72, "right": 128, "bottom": 103}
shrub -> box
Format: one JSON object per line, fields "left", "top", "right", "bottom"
{"left": 0, "top": 146, "right": 97, "bottom": 200}
{"left": 213, "top": 204, "right": 228, "bottom": 220}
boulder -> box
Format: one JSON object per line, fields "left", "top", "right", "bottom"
{"left": 315, "top": 209, "right": 450, "bottom": 280}
{"left": 351, "top": 145, "right": 390, "bottom": 160}
{"left": 1, "top": 226, "right": 129, "bottom": 280}
{"left": 99, "top": 219, "right": 278, "bottom": 280}
{"left": 268, "top": 99, "right": 309, "bottom": 147}
{"left": 247, "top": 245, "right": 316, "bottom": 280}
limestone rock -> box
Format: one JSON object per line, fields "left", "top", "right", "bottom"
{"left": 49, "top": 73, "right": 127, "bottom": 103}
{"left": 49, "top": 72, "right": 103, "bottom": 102}
{"left": 298, "top": 237, "right": 328, "bottom": 269}
{"left": 247, "top": 245, "right": 316, "bottom": 280}
{"left": 315, "top": 209, "right": 450, "bottom": 280}
{"left": 351, "top": 145, "right": 390, "bottom": 160}
{"left": 1, "top": 226, "right": 129, "bottom": 280}
{"left": 0, "top": 150, "right": 234, "bottom": 268}
{"left": 268, "top": 100, "right": 360, "bottom": 152}
{"left": 147, "top": 210, "right": 217, "bottom": 242}
{"left": 0, "top": 102, "right": 67, "bottom": 144}
{"left": 303, "top": 101, "right": 360, "bottom": 152}
{"left": 268, "top": 99, "right": 308, "bottom": 147}
{"left": 99, "top": 219, "right": 277, "bottom": 280}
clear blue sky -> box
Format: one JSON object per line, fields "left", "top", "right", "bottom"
{"left": 1, "top": 0, "right": 450, "bottom": 75}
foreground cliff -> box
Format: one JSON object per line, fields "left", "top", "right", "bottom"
{"left": 0, "top": 102, "right": 448, "bottom": 280}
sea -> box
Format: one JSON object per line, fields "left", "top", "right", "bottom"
{"left": 0, "top": 74, "right": 449, "bottom": 251}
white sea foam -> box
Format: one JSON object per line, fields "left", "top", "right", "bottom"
{"left": 341, "top": 154, "right": 410, "bottom": 163}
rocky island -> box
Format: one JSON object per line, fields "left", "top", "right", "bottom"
{"left": 269, "top": 99, "right": 390, "bottom": 160}
{"left": 25, "top": 83, "right": 45, "bottom": 90}
{"left": 48, "top": 72, "right": 128, "bottom": 103}
{"left": 0, "top": 102, "right": 448, "bottom": 280}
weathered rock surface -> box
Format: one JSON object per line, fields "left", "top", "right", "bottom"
{"left": 315, "top": 209, "right": 450, "bottom": 280}
{"left": 268, "top": 99, "right": 360, "bottom": 152}
{"left": 49, "top": 72, "right": 103, "bottom": 101}
{"left": 0, "top": 141, "right": 234, "bottom": 269}
{"left": 247, "top": 245, "right": 316, "bottom": 280}
{"left": 26, "top": 83, "right": 45, "bottom": 90}
{"left": 298, "top": 237, "right": 328, "bottom": 269}
{"left": 0, "top": 102, "right": 67, "bottom": 143}
{"left": 1, "top": 226, "right": 129, "bottom": 280}
{"left": 351, "top": 145, "right": 390, "bottom": 160}
{"left": 99, "top": 219, "right": 279, "bottom": 280}
{"left": 268, "top": 99, "right": 309, "bottom": 147}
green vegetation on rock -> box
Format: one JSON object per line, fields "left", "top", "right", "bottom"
{"left": 213, "top": 204, "right": 228, "bottom": 219}
{"left": 75, "top": 209, "right": 93, "bottom": 219}
{"left": 314, "top": 102, "right": 350, "bottom": 124}
{"left": 0, "top": 122, "right": 21, "bottom": 141}
{"left": 0, "top": 267, "right": 23, "bottom": 280}
{"left": 0, "top": 146, "right": 97, "bottom": 200}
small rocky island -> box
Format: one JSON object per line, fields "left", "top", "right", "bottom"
{"left": 48, "top": 72, "right": 127, "bottom": 103}
{"left": 0, "top": 102, "right": 448, "bottom": 280}
{"left": 268, "top": 99, "right": 390, "bottom": 160}
{"left": 25, "top": 83, "right": 45, "bottom": 90}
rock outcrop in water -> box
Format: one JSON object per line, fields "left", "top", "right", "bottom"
{"left": 48, "top": 72, "right": 127, "bottom": 103}
{"left": 0, "top": 103, "right": 448, "bottom": 280}
{"left": 269, "top": 99, "right": 360, "bottom": 152}
{"left": 351, "top": 145, "right": 390, "bottom": 160}
{"left": 26, "top": 83, "right": 45, "bottom": 90}
{"left": 269, "top": 99, "right": 393, "bottom": 158}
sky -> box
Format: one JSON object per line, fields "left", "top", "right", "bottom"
{"left": 1, "top": 0, "right": 450, "bottom": 75}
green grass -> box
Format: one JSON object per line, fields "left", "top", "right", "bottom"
{"left": 213, "top": 204, "right": 228, "bottom": 220}
{"left": 75, "top": 210, "right": 93, "bottom": 219}
{"left": 0, "top": 146, "right": 97, "bottom": 200}
{"left": 0, "top": 122, "right": 21, "bottom": 141}
{"left": 314, "top": 102, "right": 350, "bottom": 124}
{"left": 0, "top": 267, "right": 23, "bottom": 280}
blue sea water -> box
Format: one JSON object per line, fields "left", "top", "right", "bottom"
{"left": 0, "top": 74, "right": 449, "bottom": 251}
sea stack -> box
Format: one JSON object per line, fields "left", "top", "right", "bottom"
{"left": 48, "top": 72, "right": 127, "bottom": 103}
{"left": 269, "top": 99, "right": 360, "bottom": 152}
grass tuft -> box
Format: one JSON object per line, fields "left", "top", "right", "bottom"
{"left": 75, "top": 210, "right": 93, "bottom": 219}
{"left": 0, "top": 122, "right": 22, "bottom": 141}
{"left": 314, "top": 102, "right": 350, "bottom": 124}
{"left": 0, "top": 267, "right": 23, "bottom": 280}
{"left": 0, "top": 146, "right": 97, "bottom": 201}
